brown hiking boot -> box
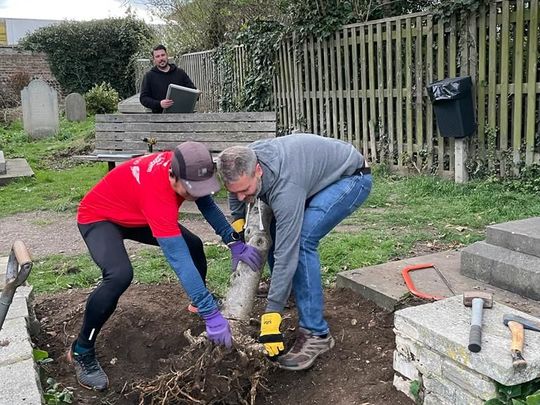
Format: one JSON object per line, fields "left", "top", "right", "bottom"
{"left": 277, "top": 328, "right": 335, "bottom": 371}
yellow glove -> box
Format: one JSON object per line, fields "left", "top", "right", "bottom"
{"left": 232, "top": 219, "right": 245, "bottom": 232}
{"left": 259, "top": 312, "right": 284, "bottom": 358}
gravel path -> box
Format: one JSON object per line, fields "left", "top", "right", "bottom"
{"left": 0, "top": 209, "right": 221, "bottom": 259}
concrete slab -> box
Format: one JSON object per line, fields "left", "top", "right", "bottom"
{"left": 336, "top": 250, "right": 540, "bottom": 317}
{"left": 0, "top": 159, "right": 34, "bottom": 186}
{"left": 394, "top": 295, "right": 540, "bottom": 386}
{"left": 0, "top": 256, "right": 7, "bottom": 289}
{"left": 0, "top": 358, "right": 43, "bottom": 405}
{"left": 486, "top": 217, "right": 540, "bottom": 259}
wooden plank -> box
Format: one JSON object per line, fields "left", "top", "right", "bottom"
{"left": 436, "top": 19, "right": 445, "bottom": 174}
{"left": 415, "top": 16, "right": 424, "bottom": 163}
{"left": 477, "top": 6, "right": 487, "bottom": 156}
{"left": 376, "top": 22, "right": 385, "bottom": 162}
{"left": 303, "top": 38, "right": 312, "bottom": 133}
{"left": 488, "top": 2, "right": 498, "bottom": 133}
{"left": 448, "top": 16, "right": 457, "bottom": 172}
{"left": 278, "top": 42, "right": 289, "bottom": 132}
{"left": 293, "top": 33, "right": 303, "bottom": 130}
{"left": 95, "top": 131, "right": 275, "bottom": 143}
{"left": 368, "top": 24, "right": 377, "bottom": 161}
{"left": 512, "top": 1, "right": 525, "bottom": 166}
{"left": 352, "top": 26, "right": 361, "bottom": 151}
{"left": 284, "top": 41, "right": 294, "bottom": 131}
{"left": 96, "top": 140, "right": 255, "bottom": 153}
{"left": 405, "top": 17, "right": 413, "bottom": 160}
{"left": 385, "top": 21, "right": 394, "bottom": 165}
{"left": 323, "top": 37, "right": 331, "bottom": 137}
{"left": 336, "top": 30, "right": 345, "bottom": 140}
{"left": 525, "top": 0, "right": 538, "bottom": 164}
{"left": 499, "top": 0, "right": 510, "bottom": 153}
{"left": 309, "top": 36, "right": 318, "bottom": 134}
{"left": 360, "top": 26, "right": 369, "bottom": 158}
{"left": 425, "top": 16, "right": 434, "bottom": 171}
{"left": 97, "top": 120, "right": 277, "bottom": 133}
{"left": 343, "top": 28, "right": 352, "bottom": 144}
{"left": 317, "top": 37, "right": 325, "bottom": 136}
{"left": 330, "top": 35, "right": 338, "bottom": 138}
{"left": 395, "top": 19, "right": 404, "bottom": 168}
{"left": 96, "top": 112, "right": 277, "bottom": 123}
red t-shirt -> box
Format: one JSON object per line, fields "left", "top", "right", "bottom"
{"left": 77, "top": 151, "right": 184, "bottom": 238}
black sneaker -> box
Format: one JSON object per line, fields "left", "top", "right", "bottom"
{"left": 67, "top": 342, "right": 109, "bottom": 391}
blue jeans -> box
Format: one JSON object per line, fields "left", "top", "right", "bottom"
{"left": 269, "top": 173, "right": 372, "bottom": 335}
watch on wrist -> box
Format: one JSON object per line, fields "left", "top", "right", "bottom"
{"left": 231, "top": 231, "right": 241, "bottom": 241}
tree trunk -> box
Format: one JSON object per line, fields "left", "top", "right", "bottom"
{"left": 222, "top": 201, "right": 273, "bottom": 321}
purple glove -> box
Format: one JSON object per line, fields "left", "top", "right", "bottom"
{"left": 229, "top": 241, "right": 263, "bottom": 272}
{"left": 203, "top": 310, "right": 232, "bottom": 348}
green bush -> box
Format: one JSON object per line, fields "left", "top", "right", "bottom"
{"left": 85, "top": 83, "right": 119, "bottom": 115}
{"left": 20, "top": 17, "right": 154, "bottom": 98}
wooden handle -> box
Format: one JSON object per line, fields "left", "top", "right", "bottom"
{"left": 508, "top": 320, "right": 524, "bottom": 352}
{"left": 13, "top": 240, "right": 31, "bottom": 266}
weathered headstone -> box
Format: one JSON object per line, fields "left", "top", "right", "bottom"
{"left": 21, "top": 79, "right": 59, "bottom": 139}
{"left": 64, "top": 93, "right": 86, "bottom": 122}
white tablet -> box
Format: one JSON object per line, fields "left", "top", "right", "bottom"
{"left": 164, "top": 84, "right": 201, "bottom": 113}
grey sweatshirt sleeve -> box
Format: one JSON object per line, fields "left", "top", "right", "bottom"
{"left": 265, "top": 186, "right": 308, "bottom": 313}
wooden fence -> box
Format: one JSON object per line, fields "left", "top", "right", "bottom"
{"left": 180, "top": 0, "right": 540, "bottom": 179}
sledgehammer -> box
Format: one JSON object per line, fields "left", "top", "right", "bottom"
{"left": 463, "top": 291, "right": 493, "bottom": 353}
{"left": 503, "top": 314, "right": 540, "bottom": 370}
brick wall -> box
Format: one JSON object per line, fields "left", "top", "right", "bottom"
{"left": 0, "top": 46, "right": 63, "bottom": 101}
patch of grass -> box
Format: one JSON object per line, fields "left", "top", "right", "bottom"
{"left": 0, "top": 117, "right": 106, "bottom": 217}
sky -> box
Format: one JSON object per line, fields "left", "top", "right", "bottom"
{"left": 0, "top": 0, "right": 161, "bottom": 23}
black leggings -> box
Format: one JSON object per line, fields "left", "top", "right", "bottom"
{"left": 76, "top": 221, "right": 207, "bottom": 348}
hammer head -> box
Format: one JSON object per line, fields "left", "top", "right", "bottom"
{"left": 463, "top": 291, "right": 493, "bottom": 308}
{"left": 503, "top": 314, "right": 540, "bottom": 332}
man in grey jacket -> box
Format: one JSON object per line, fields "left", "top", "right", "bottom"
{"left": 216, "top": 134, "right": 373, "bottom": 370}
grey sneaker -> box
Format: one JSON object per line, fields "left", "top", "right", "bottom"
{"left": 67, "top": 342, "right": 109, "bottom": 391}
{"left": 277, "top": 328, "right": 335, "bottom": 371}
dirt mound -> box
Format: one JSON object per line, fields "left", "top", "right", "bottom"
{"left": 34, "top": 284, "right": 412, "bottom": 404}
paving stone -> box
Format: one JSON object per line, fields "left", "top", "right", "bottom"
{"left": 486, "top": 217, "right": 540, "bottom": 259}
{"left": 461, "top": 241, "right": 540, "bottom": 300}
{"left": 395, "top": 333, "right": 443, "bottom": 378}
{"left": 393, "top": 350, "right": 420, "bottom": 380}
{"left": 4, "top": 297, "right": 29, "bottom": 321}
{"left": 0, "top": 358, "right": 43, "bottom": 404}
{"left": 0, "top": 158, "right": 35, "bottom": 186}
{"left": 0, "top": 317, "right": 33, "bottom": 367}
{"left": 392, "top": 374, "right": 416, "bottom": 401}
{"left": 0, "top": 151, "right": 5, "bottom": 175}
{"left": 423, "top": 376, "right": 484, "bottom": 405}
{"left": 394, "top": 295, "right": 540, "bottom": 386}
{"left": 423, "top": 392, "right": 453, "bottom": 405}
{"left": 442, "top": 358, "right": 497, "bottom": 400}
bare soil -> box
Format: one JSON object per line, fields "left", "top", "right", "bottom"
{"left": 1, "top": 210, "right": 412, "bottom": 404}
{"left": 34, "top": 284, "right": 412, "bottom": 405}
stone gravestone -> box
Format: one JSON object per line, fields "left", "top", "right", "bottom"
{"left": 65, "top": 93, "right": 86, "bottom": 122}
{"left": 21, "top": 79, "right": 59, "bottom": 139}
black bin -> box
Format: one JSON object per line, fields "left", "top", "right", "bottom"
{"left": 427, "top": 76, "right": 476, "bottom": 138}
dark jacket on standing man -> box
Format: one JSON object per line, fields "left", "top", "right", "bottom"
{"left": 139, "top": 64, "right": 196, "bottom": 113}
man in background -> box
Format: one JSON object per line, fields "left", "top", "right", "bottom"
{"left": 140, "top": 44, "right": 195, "bottom": 113}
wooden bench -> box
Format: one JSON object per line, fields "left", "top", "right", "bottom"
{"left": 77, "top": 112, "right": 277, "bottom": 170}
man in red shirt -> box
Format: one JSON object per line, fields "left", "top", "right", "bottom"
{"left": 69, "top": 142, "right": 263, "bottom": 391}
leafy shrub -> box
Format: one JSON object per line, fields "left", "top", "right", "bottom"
{"left": 20, "top": 17, "right": 154, "bottom": 98}
{"left": 85, "top": 83, "right": 119, "bottom": 115}
{"left": 9, "top": 71, "right": 32, "bottom": 99}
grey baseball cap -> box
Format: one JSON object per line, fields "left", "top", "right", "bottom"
{"left": 170, "top": 141, "right": 220, "bottom": 197}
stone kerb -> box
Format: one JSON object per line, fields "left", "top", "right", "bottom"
{"left": 64, "top": 92, "right": 86, "bottom": 122}
{"left": 0, "top": 151, "right": 5, "bottom": 175}
{"left": 0, "top": 256, "right": 43, "bottom": 404}
{"left": 21, "top": 79, "right": 59, "bottom": 139}
{"left": 393, "top": 295, "right": 540, "bottom": 404}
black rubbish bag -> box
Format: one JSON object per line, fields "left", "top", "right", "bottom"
{"left": 426, "top": 76, "right": 476, "bottom": 138}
